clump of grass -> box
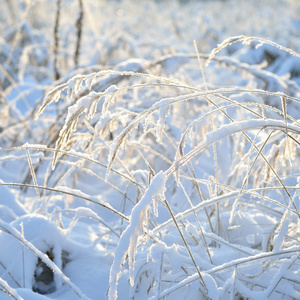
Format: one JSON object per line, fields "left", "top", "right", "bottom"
{"left": 1, "top": 34, "right": 300, "bottom": 299}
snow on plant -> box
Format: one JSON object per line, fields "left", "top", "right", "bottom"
{"left": 109, "top": 171, "right": 166, "bottom": 300}
{"left": 27, "top": 36, "right": 300, "bottom": 299}
{"left": 0, "top": 215, "right": 88, "bottom": 299}
{"left": 1, "top": 0, "right": 300, "bottom": 299}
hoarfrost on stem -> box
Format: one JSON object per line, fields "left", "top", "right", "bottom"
{"left": 108, "top": 171, "right": 167, "bottom": 300}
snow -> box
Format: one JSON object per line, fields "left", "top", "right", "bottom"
{"left": 0, "top": 216, "right": 89, "bottom": 299}
{"left": 109, "top": 171, "right": 166, "bottom": 300}
{"left": 2, "top": 0, "right": 300, "bottom": 299}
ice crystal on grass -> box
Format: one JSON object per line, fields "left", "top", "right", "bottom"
{"left": 109, "top": 171, "right": 166, "bottom": 300}
{"left": 2, "top": 1, "right": 300, "bottom": 299}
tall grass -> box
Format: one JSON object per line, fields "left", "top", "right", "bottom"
{"left": 1, "top": 1, "right": 300, "bottom": 299}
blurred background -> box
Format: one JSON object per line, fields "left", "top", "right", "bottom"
{"left": 1, "top": 0, "right": 299, "bottom": 84}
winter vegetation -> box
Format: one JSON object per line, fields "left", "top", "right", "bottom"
{"left": 1, "top": 0, "right": 300, "bottom": 299}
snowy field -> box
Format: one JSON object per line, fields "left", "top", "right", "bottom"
{"left": 1, "top": 0, "right": 300, "bottom": 299}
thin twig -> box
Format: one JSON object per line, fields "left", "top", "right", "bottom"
{"left": 74, "top": 0, "right": 83, "bottom": 68}
{"left": 53, "top": 0, "right": 62, "bottom": 80}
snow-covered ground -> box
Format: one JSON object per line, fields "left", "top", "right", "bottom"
{"left": 1, "top": 0, "right": 300, "bottom": 299}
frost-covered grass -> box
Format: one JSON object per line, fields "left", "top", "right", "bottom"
{"left": 1, "top": 0, "right": 300, "bottom": 299}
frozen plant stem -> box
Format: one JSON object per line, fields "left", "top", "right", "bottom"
{"left": 53, "top": 0, "right": 61, "bottom": 80}
{"left": 155, "top": 252, "right": 164, "bottom": 299}
{"left": 0, "top": 220, "right": 88, "bottom": 299}
{"left": 108, "top": 172, "right": 166, "bottom": 300}
{"left": 74, "top": 0, "right": 83, "bottom": 68}
{"left": 178, "top": 179, "right": 213, "bottom": 264}
{"left": 25, "top": 148, "right": 41, "bottom": 203}
{"left": 163, "top": 199, "right": 208, "bottom": 293}
{"left": 0, "top": 277, "right": 23, "bottom": 300}
{"left": 21, "top": 223, "right": 25, "bottom": 289}
{"left": 281, "top": 96, "right": 292, "bottom": 164}
{"left": 195, "top": 40, "right": 220, "bottom": 238}
{"left": 0, "top": 182, "right": 129, "bottom": 221}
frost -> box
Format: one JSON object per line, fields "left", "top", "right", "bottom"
{"left": 2, "top": 1, "right": 300, "bottom": 299}
{"left": 109, "top": 171, "right": 166, "bottom": 300}
{"left": 101, "top": 85, "right": 118, "bottom": 115}
{"left": 85, "top": 73, "right": 97, "bottom": 89}
{"left": 272, "top": 207, "right": 290, "bottom": 252}
{"left": 0, "top": 277, "right": 24, "bottom": 300}
{"left": 67, "top": 75, "right": 84, "bottom": 100}
{"left": 206, "top": 35, "right": 300, "bottom": 67}
{"left": 56, "top": 186, "right": 90, "bottom": 199}
{"left": 156, "top": 104, "right": 169, "bottom": 143}
{"left": 0, "top": 216, "right": 89, "bottom": 299}
{"left": 206, "top": 119, "right": 290, "bottom": 146}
